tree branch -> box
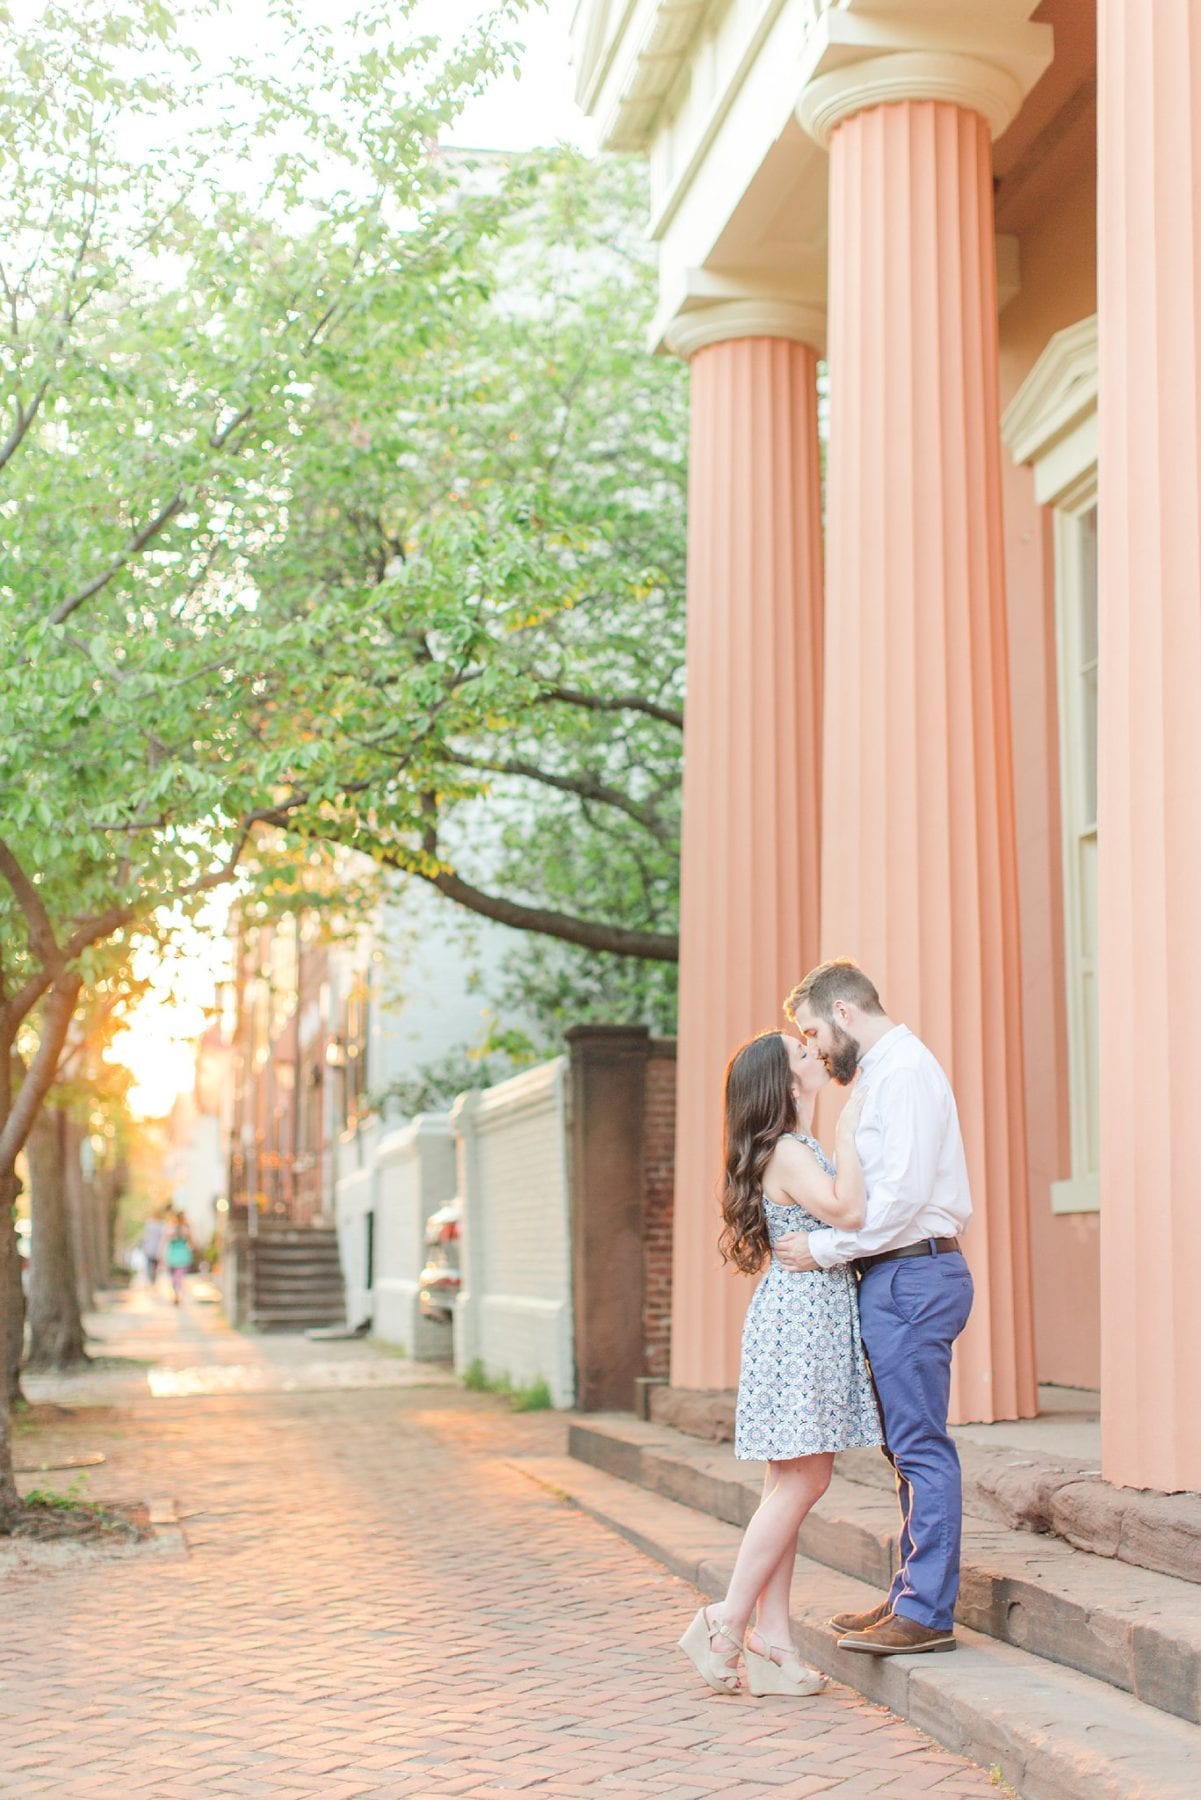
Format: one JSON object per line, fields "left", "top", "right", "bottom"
{"left": 409, "top": 857, "right": 677, "bottom": 962}
{"left": 62, "top": 811, "right": 264, "bottom": 968}
{"left": 536, "top": 685, "right": 683, "bottom": 730}
{"left": 400, "top": 798, "right": 676, "bottom": 962}
{"left": 49, "top": 492, "right": 187, "bottom": 626}
{"left": 0, "top": 378, "right": 52, "bottom": 476}
{"left": 0, "top": 839, "right": 63, "bottom": 974}
{"left": 0, "top": 158, "right": 102, "bottom": 477}
{"left": 0, "top": 974, "right": 81, "bottom": 1171}
{"left": 446, "top": 751, "right": 673, "bottom": 842}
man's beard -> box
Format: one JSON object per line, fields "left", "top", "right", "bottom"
{"left": 826, "top": 1025, "right": 861, "bottom": 1085}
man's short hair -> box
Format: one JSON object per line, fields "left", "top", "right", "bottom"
{"left": 784, "top": 958, "right": 885, "bottom": 1025}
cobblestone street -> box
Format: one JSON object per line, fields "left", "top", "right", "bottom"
{"left": 0, "top": 1287, "right": 1003, "bottom": 1799}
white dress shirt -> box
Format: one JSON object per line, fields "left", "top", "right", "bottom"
{"left": 808, "top": 1024, "right": 972, "bottom": 1269}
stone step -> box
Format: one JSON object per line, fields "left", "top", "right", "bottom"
{"left": 569, "top": 1413, "right": 1201, "bottom": 1730}
{"left": 252, "top": 1272, "right": 342, "bottom": 1289}
{"left": 249, "top": 1320, "right": 345, "bottom": 1333}
{"left": 252, "top": 1275, "right": 343, "bottom": 1290}
{"left": 250, "top": 1289, "right": 346, "bottom": 1310}
{"left": 250, "top": 1248, "right": 342, "bottom": 1267}
{"left": 648, "top": 1386, "right": 1201, "bottom": 1588}
{"left": 244, "top": 1224, "right": 338, "bottom": 1238}
{"left": 246, "top": 1296, "right": 345, "bottom": 1324}
{"left": 517, "top": 1449, "right": 1201, "bottom": 1800}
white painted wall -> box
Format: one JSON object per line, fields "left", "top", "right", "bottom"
{"left": 334, "top": 1165, "right": 375, "bottom": 1328}
{"left": 372, "top": 1114, "right": 458, "bottom": 1358}
{"left": 452, "top": 1059, "right": 575, "bottom": 1408}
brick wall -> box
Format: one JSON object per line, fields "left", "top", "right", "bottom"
{"left": 642, "top": 1040, "right": 677, "bottom": 1381}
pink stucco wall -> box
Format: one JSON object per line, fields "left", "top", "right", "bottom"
{"left": 998, "top": 141, "right": 1100, "bottom": 1390}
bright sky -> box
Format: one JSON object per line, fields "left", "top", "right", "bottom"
{"left": 108, "top": 1, "right": 594, "bottom": 1119}
{"left": 429, "top": 1, "right": 596, "bottom": 152}
{"left": 109, "top": 900, "right": 235, "bottom": 1118}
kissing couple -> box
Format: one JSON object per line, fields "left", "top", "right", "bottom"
{"left": 679, "top": 957, "right": 974, "bottom": 1697}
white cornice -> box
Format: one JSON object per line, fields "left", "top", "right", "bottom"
{"left": 1002, "top": 314, "right": 1098, "bottom": 470}
{"left": 584, "top": 0, "right": 713, "bottom": 153}
{"left": 663, "top": 297, "right": 826, "bottom": 359}
{"left": 572, "top": 0, "right": 638, "bottom": 115}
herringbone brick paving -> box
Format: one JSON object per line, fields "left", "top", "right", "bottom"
{"left": 0, "top": 1290, "right": 1006, "bottom": 1799}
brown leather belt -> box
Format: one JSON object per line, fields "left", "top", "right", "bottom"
{"left": 855, "top": 1236, "right": 961, "bottom": 1274}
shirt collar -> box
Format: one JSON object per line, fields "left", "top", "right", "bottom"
{"left": 859, "top": 1022, "right": 909, "bottom": 1079}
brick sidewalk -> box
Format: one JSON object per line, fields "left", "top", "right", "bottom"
{"left": 0, "top": 1301, "right": 1004, "bottom": 1799}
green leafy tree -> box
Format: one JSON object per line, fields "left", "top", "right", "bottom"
{"left": 0, "top": 0, "right": 524, "bottom": 1522}
{"left": 0, "top": 6, "right": 688, "bottom": 1521}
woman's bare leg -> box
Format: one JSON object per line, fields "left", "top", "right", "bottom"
{"left": 714, "top": 1453, "right": 833, "bottom": 1641}
{"left": 753, "top": 1480, "right": 800, "bottom": 1644}
{"left": 750, "top": 1454, "right": 833, "bottom": 1642}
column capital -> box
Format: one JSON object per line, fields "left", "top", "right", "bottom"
{"left": 663, "top": 299, "right": 826, "bottom": 362}
{"left": 795, "top": 8, "right": 1053, "bottom": 149}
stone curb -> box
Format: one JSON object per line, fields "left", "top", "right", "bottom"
{"left": 569, "top": 1414, "right": 1201, "bottom": 1729}
{"left": 515, "top": 1451, "right": 1201, "bottom": 1800}
{"left": 649, "top": 1387, "right": 1201, "bottom": 1587}
{"left": 0, "top": 1496, "right": 186, "bottom": 1573}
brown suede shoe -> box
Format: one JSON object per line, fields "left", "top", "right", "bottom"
{"left": 828, "top": 1599, "right": 891, "bottom": 1634}
{"left": 837, "top": 1611, "right": 957, "bottom": 1656}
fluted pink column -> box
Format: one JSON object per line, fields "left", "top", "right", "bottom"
{"left": 820, "top": 101, "right": 1036, "bottom": 1423}
{"left": 1097, "top": 3, "right": 1201, "bottom": 1492}
{"left": 667, "top": 314, "right": 825, "bottom": 1389}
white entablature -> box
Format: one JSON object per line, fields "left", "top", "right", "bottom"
{"left": 569, "top": 0, "right": 1050, "bottom": 351}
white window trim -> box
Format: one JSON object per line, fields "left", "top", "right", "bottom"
{"left": 1002, "top": 315, "right": 1099, "bottom": 1216}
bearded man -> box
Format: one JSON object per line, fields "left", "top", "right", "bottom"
{"left": 776, "top": 958, "right": 974, "bottom": 1656}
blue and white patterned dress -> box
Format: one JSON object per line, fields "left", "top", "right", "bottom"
{"left": 734, "top": 1132, "right": 882, "bottom": 1461}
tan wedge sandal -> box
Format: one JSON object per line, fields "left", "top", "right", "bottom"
{"left": 677, "top": 1604, "right": 744, "bottom": 1694}
{"left": 743, "top": 1630, "right": 827, "bottom": 1698}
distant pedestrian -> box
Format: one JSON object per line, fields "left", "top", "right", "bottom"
{"left": 140, "top": 1213, "right": 166, "bottom": 1287}
{"left": 165, "top": 1219, "right": 192, "bottom": 1305}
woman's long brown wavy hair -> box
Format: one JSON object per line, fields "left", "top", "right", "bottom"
{"left": 718, "top": 1031, "right": 798, "bottom": 1274}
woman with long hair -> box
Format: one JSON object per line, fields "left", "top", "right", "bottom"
{"left": 678, "top": 1030, "right": 881, "bottom": 1698}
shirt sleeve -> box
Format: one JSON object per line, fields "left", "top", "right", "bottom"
{"left": 805, "top": 1066, "right": 944, "bottom": 1267}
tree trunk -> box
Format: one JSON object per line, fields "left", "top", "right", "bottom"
{"left": 107, "top": 1161, "right": 127, "bottom": 1272}
{"left": 26, "top": 1108, "right": 88, "bottom": 1372}
{"left": 6, "top": 1209, "right": 24, "bottom": 1410}
{"left": 65, "top": 1117, "right": 95, "bottom": 1312}
{"left": 0, "top": 1165, "right": 23, "bottom": 1526}
{"left": 0, "top": 983, "right": 85, "bottom": 1527}
{"left": 88, "top": 1168, "right": 109, "bottom": 1294}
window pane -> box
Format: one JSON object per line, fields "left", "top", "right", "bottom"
{"left": 1079, "top": 831, "right": 1097, "bottom": 960}
{"left": 1080, "top": 505, "right": 1098, "bottom": 665}
{"left": 1083, "top": 664, "right": 1098, "bottom": 827}
{"left": 1082, "top": 967, "right": 1100, "bottom": 1175}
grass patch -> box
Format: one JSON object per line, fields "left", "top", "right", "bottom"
{"left": 510, "top": 1378, "right": 553, "bottom": 1412}
{"left": 22, "top": 1472, "right": 95, "bottom": 1509}
{"left": 461, "top": 1361, "right": 553, "bottom": 1411}
{"left": 9, "top": 1472, "right": 145, "bottom": 1542}
{"left": 462, "top": 1357, "right": 492, "bottom": 1392}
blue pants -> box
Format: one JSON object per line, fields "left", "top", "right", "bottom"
{"left": 856, "top": 1249, "right": 975, "bottom": 1630}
